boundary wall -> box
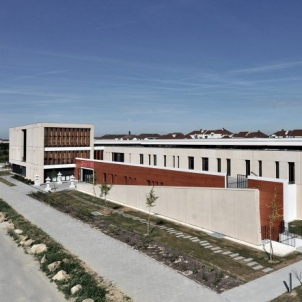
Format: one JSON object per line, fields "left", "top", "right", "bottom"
{"left": 77, "top": 183, "right": 261, "bottom": 245}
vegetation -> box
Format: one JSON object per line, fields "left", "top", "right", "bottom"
{"left": 100, "top": 182, "right": 112, "bottom": 207}
{"left": 12, "top": 174, "right": 34, "bottom": 185}
{"left": 0, "top": 143, "right": 9, "bottom": 162}
{"left": 267, "top": 188, "right": 283, "bottom": 261}
{"left": 145, "top": 187, "right": 158, "bottom": 235}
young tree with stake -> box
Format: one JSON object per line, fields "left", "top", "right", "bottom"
{"left": 146, "top": 187, "right": 158, "bottom": 236}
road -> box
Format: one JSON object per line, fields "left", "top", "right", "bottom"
{"left": 0, "top": 221, "right": 66, "bottom": 302}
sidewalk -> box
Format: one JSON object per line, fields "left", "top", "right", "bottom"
{"left": 0, "top": 180, "right": 227, "bottom": 302}
{"left": 1, "top": 179, "right": 302, "bottom": 301}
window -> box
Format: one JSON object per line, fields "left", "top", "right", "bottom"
{"left": 245, "top": 160, "right": 250, "bottom": 176}
{"left": 103, "top": 173, "right": 107, "bottom": 182}
{"left": 164, "top": 155, "right": 166, "bottom": 167}
{"left": 202, "top": 157, "right": 209, "bottom": 171}
{"left": 259, "top": 160, "right": 262, "bottom": 177}
{"left": 188, "top": 156, "right": 194, "bottom": 170}
{"left": 227, "top": 159, "right": 231, "bottom": 176}
{"left": 140, "top": 154, "right": 144, "bottom": 165}
{"left": 177, "top": 156, "right": 180, "bottom": 168}
{"left": 112, "top": 153, "right": 124, "bottom": 162}
{"left": 153, "top": 155, "right": 157, "bottom": 166}
{"left": 217, "top": 158, "right": 221, "bottom": 172}
{"left": 289, "top": 162, "right": 295, "bottom": 183}
{"left": 276, "top": 161, "right": 279, "bottom": 179}
{"left": 173, "top": 156, "right": 175, "bottom": 168}
{"left": 148, "top": 154, "right": 151, "bottom": 165}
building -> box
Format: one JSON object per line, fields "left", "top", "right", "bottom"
{"left": 9, "top": 123, "right": 94, "bottom": 184}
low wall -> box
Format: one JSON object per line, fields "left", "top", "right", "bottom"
{"left": 77, "top": 183, "right": 261, "bottom": 245}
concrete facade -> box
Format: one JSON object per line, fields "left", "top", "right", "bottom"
{"left": 9, "top": 123, "right": 94, "bottom": 182}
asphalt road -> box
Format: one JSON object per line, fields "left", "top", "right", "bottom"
{"left": 0, "top": 222, "right": 66, "bottom": 302}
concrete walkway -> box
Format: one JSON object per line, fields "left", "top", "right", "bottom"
{"left": 1, "top": 178, "right": 302, "bottom": 301}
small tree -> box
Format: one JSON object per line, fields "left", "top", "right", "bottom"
{"left": 51, "top": 169, "right": 57, "bottom": 191}
{"left": 146, "top": 187, "right": 158, "bottom": 235}
{"left": 92, "top": 171, "right": 98, "bottom": 197}
{"left": 100, "top": 182, "right": 112, "bottom": 207}
{"left": 267, "top": 188, "right": 282, "bottom": 261}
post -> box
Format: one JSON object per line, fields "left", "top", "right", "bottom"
{"left": 69, "top": 175, "right": 75, "bottom": 189}
{"left": 34, "top": 174, "right": 40, "bottom": 186}
{"left": 289, "top": 272, "right": 292, "bottom": 293}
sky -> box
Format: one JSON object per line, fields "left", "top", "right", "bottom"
{"left": 1, "top": 0, "right": 302, "bottom": 138}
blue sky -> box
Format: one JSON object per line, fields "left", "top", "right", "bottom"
{"left": 1, "top": 0, "right": 302, "bottom": 138}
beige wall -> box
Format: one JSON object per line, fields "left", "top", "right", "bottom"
{"left": 77, "top": 183, "right": 261, "bottom": 245}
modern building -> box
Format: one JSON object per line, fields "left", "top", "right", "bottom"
{"left": 9, "top": 123, "right": 94, "bottom": 184}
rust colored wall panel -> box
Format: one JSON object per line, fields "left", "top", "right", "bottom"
{"left": 249, "top": 179, "right": 283, "bottom": 241}
{"left": 75, "top": 160, "right": 225, "bottom": 188}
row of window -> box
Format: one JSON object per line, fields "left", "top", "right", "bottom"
{"left": 44, "top": 151, "right": 90, "bottom": 165}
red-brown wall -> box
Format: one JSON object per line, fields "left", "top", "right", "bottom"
{"left": 249, "top": 179, "right": 284, "bottom": 241}
{"left": 75, "top": 159, "right": 225, "bottom": 188}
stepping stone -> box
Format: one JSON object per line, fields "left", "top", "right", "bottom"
{"left": 205, "top": 245, "right": 213, "bottom": 249}
{"left": 222, "top": 251, "right": 231, "bottom": 255}
{"left": 201, "top": 243, "right": 210, "bottom": 246}
{"left": 191, "top": 237, "right": 198, "bottom": 240}
{"left": 167, "top": 230, "right": 177, "bottom": 233}
{"left": 176, "top": 234, "right": 185, "bottom": 237}
{"left": 229, "top": 253, "right": 239, "bottom": 258}
{"left": 211, "top": 247, "right": 221, "bottom": 251}
{"left": 214, "top": 250, "right": 223, "bottom": 254}
{"left": 252, "top": 265, "right": 264, "bottom": 270}
{"left": 190, "top": 238, "right": 200, "bottom": 242}
{"left": 234, "top": 256, "right": 244, "bottom": 261}
{"left": 166, "top": 228, "right": 174, "bottom": 231}
{"left": 175, "top": 232, "right": 183, "bottom": 235}
{"left": 263, "top": 268, "right": 274, "bottom": 273}
{"left": 200, "top": 240, "right": 208, "bottom": 244}
{"left": 247, "top": 261, "right": 258, "bottom": 267}
{"left": 183, "top": 236, "right": 192, "bottom": 239}
{"left": 91, "top": 211, "right": 102, "bottom": 216}
{"left": 244, "top": 258, "right": 253, "bottom": 262}
{"left": 158, "top": 226, "right": 167, "bottom": 229}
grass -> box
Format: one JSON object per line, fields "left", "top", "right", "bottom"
{"left": 271, "top": 284, "right": 302, "bottom": 301}
{"left": 29, "top": 190, "right": 302, "bottom": 283}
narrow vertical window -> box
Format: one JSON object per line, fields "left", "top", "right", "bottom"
{"left": 276, "top": 161, "right": 279, "bottom": 179}
{"left": 164, "top": 155, "right": 166, "bottom": 167}
{"left": 227, "top": 159, "right": 231, "bottom": 176}
{"left": 245, "top": 160, "right": 250, "bottom": 176}
{"left": 202, "top": 157, "right": 209, "bottom": 171}
{"left": 188, "top": 156, "right": 194, "bottom": 170}
{"left": 173, "top": 156, "right": 175, "bottom": 168}
{"left": 289, "top": 162, "right": 295, "bottom": 183}
{"left": 259, "top": 160, "right": 262, "bottom": 177}
{"left": 148, "top": 154, "right": 151, "bottom": 165}
{"left": 153, "top": 155, "right": 157, "bottom": 166}
{"left": 217, "top": 158, "right": 221, "bottom": 172}
{"left": 177, "top": 156, "right": 180, "bottom": 168}
{"left": 140, "top": 154, "right": 144, "bottom": 165}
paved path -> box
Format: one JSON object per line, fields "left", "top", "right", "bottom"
{"left": 0, "top": 180, "right": 227, "bottom": 302}
{"left": 1, "top": 178, "right": 302, "bottom": 302}
{"left": 0, "top": 222, "right": 66, "bottom": 302}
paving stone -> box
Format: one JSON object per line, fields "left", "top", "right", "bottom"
{"left": 176, "top": 234, "right": 185, "bottom": 237}
{"left": 199, "top": 240, "right": 208, "bottom": 244}
{"left": 247, "top": 261, "right": 258, "bottom": 267}
{"left": 234, "top": 256, "right": 244, "bottom": 261}
{"left": 222, "top": 251, "right": 231, "bottom": 255}
{"left": 205, "top": 245, "right": 213, "bottom": 249}
{"left": 190, "top": 238, "right": 200, "bottom": 242}
{"left": 201, "top": 243, "right": 210, "bottom": 246}
{"left": 166, "top": 228, "right": 174, "bottom": 231}
{"left": 167, "top": 230, "right": 177, "bottom": 234}
{"left": 262, "top": 267, "right": 274, "bottom": 273}
{"left": 229, "top": 253, "right": 239, "bottom": 258}
{"left": 175, "top": 232, "right": 183, "bottom": 235}
{"left": 157, "top": 226, "right": 167, "bottom": 229}
{"left": 252, "top": 265, "right": 264, "bottom": 270}
{"left": 211, "top": 247, "right": 221, "bottom": 251}
{"left": 244, "top": 258, "right": 253, "bottom": 262}
{"left": 183, "top": 236, "right": 192, "bottom": 239}
{"left": 214, "top": 250, "right": 223, "bottom": 254}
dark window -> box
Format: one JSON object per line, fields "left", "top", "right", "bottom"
{"left": 227, "top": 159, "right": 231, "bottom": 176}
{"left": 148, "top": 154, "right": 151, "bottom": 165}
{"left": 103, "top": 173, "right": 107, "bottom": 182}
{"left": 173, "top": 156, "right": 175, "bottom": 168}
{"left": 177, "top": 156, "right": 180, "bottom": 168}
{"left": 217, "top": 158, "right": 221, "bottom": 172}
{"left": 153, "top": 155, "right": 157, "bottom": 166}
{"left": 245, "top": 160, "right": 250, "bottom": 176}
{"left": 259, "top": 160, "right": 262, "bottom": 177}
{"left": 164, "top": 155, "right": 166, "bottom": 167}
{"left": 276, "top": 161, "right": 279, "bottom": 179}
{"left": 202, "top": 157, "right": 209, "bottom": 171}
{"left": 289, "top": 162, "right": 295, "bottom": 183}
{"left": 188, "top": 156, "right": 194, "bottom": 170}
{"left": 112, "top": 152, "right": 124, "bottom": 162}
{"left": 140, "top": 154, "right": 144, "bottom": 165}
